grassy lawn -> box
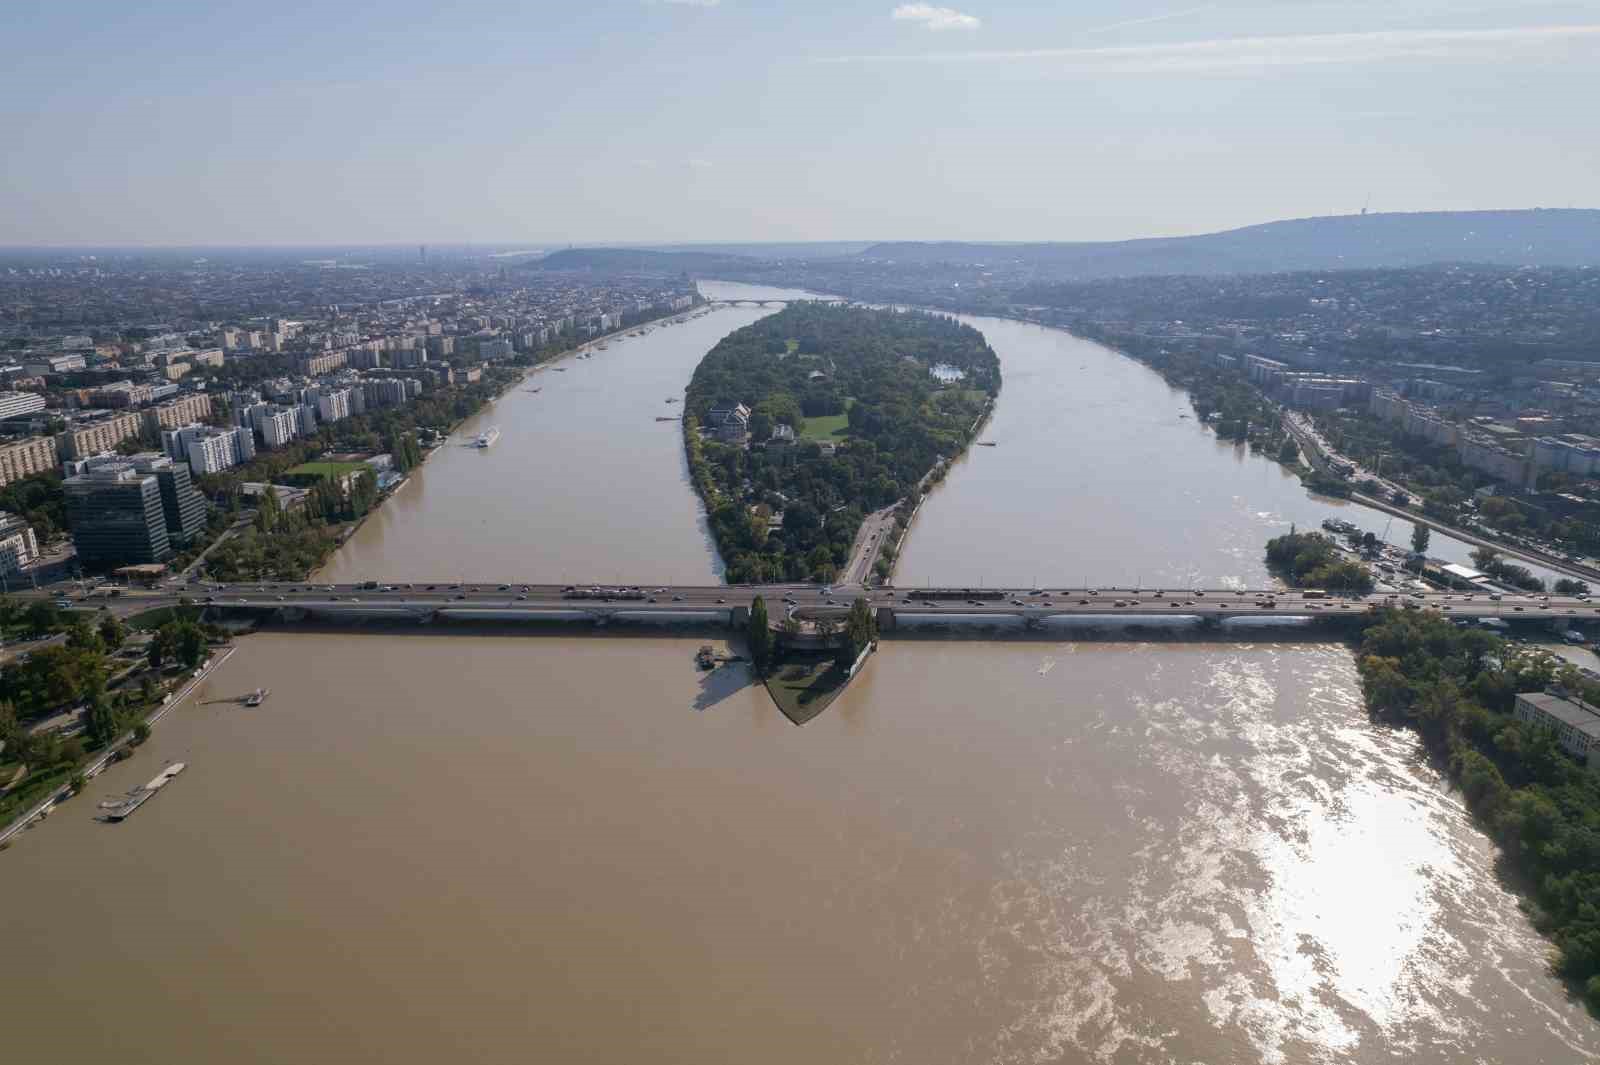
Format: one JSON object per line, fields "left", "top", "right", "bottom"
{"left": 799, "top": 414, "right": 849, "bottom": 441}
{"left": 764, "top": 655, "right": 850, "bottom": 725}
{"left": 800, "top": 398, "right": 854, "bottom": 442}
{"left": 286, "top": 460, "right": 368, "bottom": 481}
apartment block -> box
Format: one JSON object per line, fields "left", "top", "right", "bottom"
{"left": 57, "top": 411, "right": 143, "bottom": 460}
{"left": 0, "top": 436, "right": 60, "bottom": 486}
{"left": 164, "top": 423, "right": 257, "bottom": 475}
{"left": 299, "top": 352, "right": 348, "bottom": 376}
{"left": 252, "top": 405, "right": 303, "bottom": 449}
{"left": 0, "top": 510, "right": 40, "bottom": 573}
{"left": 0, "top": 391, "right": 47, "bottom": 420}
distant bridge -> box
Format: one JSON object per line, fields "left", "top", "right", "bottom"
{"left": 123, "top": 581, "right": 1600, "bottom": 636}
{"left": 703, "top": 297, "right": 850, "bottom": 308}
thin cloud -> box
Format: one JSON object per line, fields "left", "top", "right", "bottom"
{"left": 1082, "top": 4, "right": 1216, "bottom": 35}
{"left": 892, "top": 4, "right": 981, "bottom": 31}
{"left": 818, "top": 23, "right": 1600, "bottom": 70}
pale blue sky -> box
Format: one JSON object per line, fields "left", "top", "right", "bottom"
{"left": 4, "top": 0, "right": 1598, "bottom": 245}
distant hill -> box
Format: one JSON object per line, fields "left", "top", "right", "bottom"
{"left": 860, "top": 210, "right": 1600, "bottom": 277}
{"left": 650, "top": 241, "right": 875, "bottom": 260}
{"left": 531, "top": 248, "right": 753, "bottom": 273}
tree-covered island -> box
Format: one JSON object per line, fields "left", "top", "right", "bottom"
{"left": 684, "top": 303, "right": 999, "bottom": 584}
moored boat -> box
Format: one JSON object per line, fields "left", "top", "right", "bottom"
{"left": 99, "top": 762, "right": 187, "bottom": 822}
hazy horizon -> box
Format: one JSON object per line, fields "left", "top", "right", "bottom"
{"left": 5, "top": 1, "right": 1599, "bottom": 245}
{"left": 4, "top": 206, "right": 1600, "bottom": 254}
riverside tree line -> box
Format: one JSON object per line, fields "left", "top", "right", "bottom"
{"left": 1356, "top": 608, "right": 1600, "bottom": 1009}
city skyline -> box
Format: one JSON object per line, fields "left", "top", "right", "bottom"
{"left": 5, "top": 0, "right": 1599, "bottom": 245}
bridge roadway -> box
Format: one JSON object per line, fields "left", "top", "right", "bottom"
{"left": 144, "top": 580, "right": 1600, "bottom": 626}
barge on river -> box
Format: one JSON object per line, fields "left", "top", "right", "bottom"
{"left": 98, "top": 763, "right": 186, "bottom": 823}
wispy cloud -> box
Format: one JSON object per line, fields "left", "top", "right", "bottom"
{"left": 688, "top": 158, "right": 714, "bottom": 169}
{"left": 892, "top": 4, "right": 981, "bottom": 32}
{"left": 1082, "top": 4, "right": 1216, "bottom": 36}
{"left": 819, "top": 23, "right": 1600, "bottom": 70}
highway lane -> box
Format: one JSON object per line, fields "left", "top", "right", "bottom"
{"left": 88, "top": 580, "right": 1600, "bottom": 625}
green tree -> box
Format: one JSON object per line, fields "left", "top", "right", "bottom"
{"left": 1410, "top": 523, "right": 1431, "bottom": 556}
{"left": 1277, "top": 438, "right": 1299, "bottom": 465}
{"left": 168, "top": 621, "right": 207, "bottom": 669}
{"left": 65, "top": 619, "right": 101, "bottom": 653}
{"left": 147, "top": 625, "right": 176, "bottom": 670}
{"left": 85, "top": 691, "right": 121, "bottom": 747}
{"left": 255, "top": 484, "right": 280, "bottom": 533}
{"left": 25, "top": 599, "right": 60, "bottom": 636}
{"left": 98, "top": 614, "right": 127, "bottom": 650}
{"left": 747, "top": 596, "right": 774, "bottom": 676}
{"left": 837, "top": 597, "right": 878, "bottom": 669}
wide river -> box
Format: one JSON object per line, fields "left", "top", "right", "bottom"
{"left": 4, "top": 281, "right": 1596, "bottom": 1064}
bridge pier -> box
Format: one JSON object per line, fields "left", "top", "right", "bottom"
{"left": 729, "top": 605, "right": 750, "bottom": 631}
{"left": 875, "top": 607, "right": 897, "bottom": 632}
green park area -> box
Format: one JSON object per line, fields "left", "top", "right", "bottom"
{"left": 285, "top": 460, "right": 369, "bottom": 483}
{"left": 799, "top": 409, "right": 850, "bottom": 442}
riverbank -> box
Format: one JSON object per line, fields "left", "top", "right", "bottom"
{"left": 0, "top": 644, "right": 236, "bottom": 848}
{"left": 1353, "top": 607, "right": 1600, "bottom": 1014}
{"left": 1281, "top": 411, "right": 1600, "bottom": 585}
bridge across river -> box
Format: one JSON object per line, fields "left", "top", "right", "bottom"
{"left": 146, "top": 580, "right": 1600, "bottom": 632}
{"left": 702, "top": 297, "right": 849, "bottom": 308}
